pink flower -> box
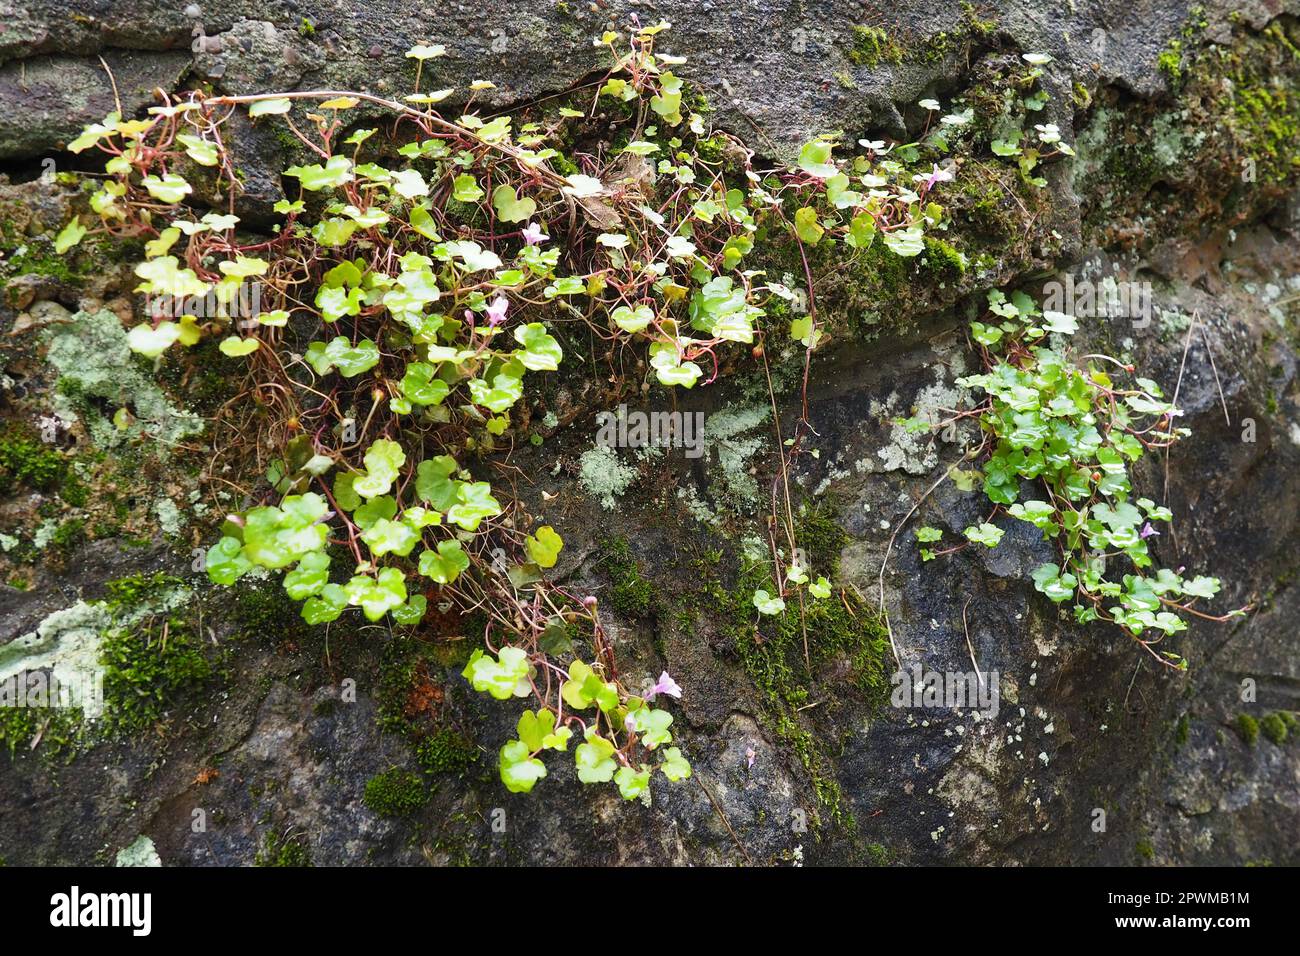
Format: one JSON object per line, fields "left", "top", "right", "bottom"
{"left": 745, "top": 747, "right": 756, "bottom": 769}
{"left": 485, "top": 296, "right": 509, "bottom": 326}
{"left": 647, "top": 670, "right": 682, "bottom": 701}
{"left": 521, "top": 221, "right": 547, "bottom": 246}
{"left": 1140, "top": 522, "right": 1160, "bottom": 539}
{"left": 923, "top": 163, "right": 953, "bottom": 190}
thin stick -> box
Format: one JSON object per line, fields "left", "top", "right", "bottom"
{"left": 693, "top": 775, "right": 755, "bottom": 866}
{"left": 961, "top": 597, "right": 984, "bottom": 690}
{"left": 877, "top": 465, "right": 955, "bottom": 670}
{"left": 1199, "top": 323, "right": 1230, "bottom": 426}
{"left": 98, "top": 55, "right": 123, "bottom": 115}
{"left": 1164, "top": 311, "right": 1199, "bottom": 555}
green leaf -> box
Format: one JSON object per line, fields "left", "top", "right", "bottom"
{"left": 361, "top": 517, "right": 419, "bottom": 557}
{"left": 659, "top": 747, "right": 692, "bottom": 782}
{"left": 283, "top": 551, "right": 330, "bottom": 600}
{"left": 1031, "top": 562, "right": 1077, "bottom": 602}
{"left": 353, "top": 438, "right": 405, "bottom": 499}
{"left": 964, "top": 522, "right": 1004, "bottom": 548}
{"left": 794, "top": 206, "right": 824, "bottom": 245}
{"left": 752, "top": 589, "right": 785, "bottom": 615}
{"left": 491, "top": 184, "right": 537, "bottom": 223}
{"left": 417, "top": 539, "right": 470, "bottom": 584}
{"left": 126, "top": 322, "right": 182, "bottom": 358}
{"left": 416, "top": 456, "right": 460, "bottom": 510}
{"left": 516, "top": 709, "right": 555, "bottom": 752}
{"left": 302, "top": 583, "right": 348, "bottom": 624}
{"left": 54, "top": 219, "right": 86, "bottom": 254}
{"left": 796, "top": 139, "right": 837, "bottom": 178}
{"left": 499, "top": 739, "right": 547, "bottom": 793}
{"left": 304, "top": 336, "right": 380, "bottom": 377}
{"left": 1042, "top": 310, "right": 1079, "bottom": 335}
{"left": 285, "top": 155, "right": 354, "bottom": 191}
{"left": 205, "top": 535, "right": 253, "bottom": 585}
{"left": 400, "top": 362, "right": 450, "bottom": 406}
{"left": 390, "top": 168, "right": 428, "bottom": 199}
{"left": 612, "top": 304, "right": 654, "bottom": 333}
{"left": 451, "top": 173, "right": 484, "bottom": 203}
{"left": 575, "top": 729, "right": 618, "bottom": 783}
{"left": 352, "top": 495, "right": 396, "bottom": 530}
{"left": 615, "top": 765, "right": 651, "bottom": 800}
{"left": 525, "top": 526, "right": 563, "bottom": 568}
{"left": 462, "top": 646, "right": 531, "bottom": 700}
{"left": 446, "top": 481, "right": 502, "bottom": 531}
{"left": 141, "top": 173, "right": 192, "bottom": 204}
{"left": 249, "top": 98, "right": 292, "bottom": 117}
{"left": 626, "top": 705, "right": 673, "bottom": 748}
{"left": 512, "top": 322, "right": 563, "bottom": 371}
{"left": 392, "top": 594, "right": 427, "bottom": 626}
{"left": 219, "top": 336, "right": 260, "bottom": 357}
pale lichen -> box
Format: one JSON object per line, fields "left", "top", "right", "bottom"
{"left": 43, "top": 310, "right": 203, "bottom": 452}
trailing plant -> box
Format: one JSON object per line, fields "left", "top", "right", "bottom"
{"left": 903, "top": 289, "right": 1248, "bottom": 669}
{"left": 53, "top": 19, "right": 1103, "bottom": 795}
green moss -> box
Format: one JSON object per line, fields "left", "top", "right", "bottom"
{"left": 49, "top": 517, "right": 86, "bottom": 552}
{"left": 848, "top": 26, "right": 904, "bottom": 67}
{"left": 690, "top": 504, "right": 889, "bottom": 830}
{"left": 1174, "top": 713, "right": 1190, "bottom": 748}
{"left": 231, "top": 579, "right": 308, "bottom": 644}
{"left": 59, "top": 473, "right": 89, "bottom": 508}
{"left": 99, "top": 612, "right": 210, "bottom": 736}
{"left": 1082, "top": 17, "right": 1300, "bottom": 246}
{"left": 254, "top": 830, "right": 312, "bottom": 867}
{"left": 363, "top": 768, "right": 428, "bottom": 817}
{"left": 864, "top": 842, "right": 896, "bottom": 866}
{"left": 416, "top": 728, "right": 479, "bottom": 774}
{"left": 692, "top": 134, "right": 729, "bottom": 165}
{"left": 599, "top": 536, "right": 655, "bottom": 618}
{"left": 0, "top": 428, "right": 67, "bottom": 495}
{"left": 1157, "top": 42, "right": 1185, "bottom": 86}
{"left": 922, "top": 237, "right": 968, "bottom": 279}
{"left": 0, "top": 705, "right": 81, "bottom": 760}
{"left": 1135, "top": 838, "right": 1156, "bottom": 861}
{"left": 1259, "top": 712, "right": 1289, "bottom": 746}
{"left": 1236, "top": 712, "right": 1259, "bottom": 747}
{"left": 959, "top": 2, "right": 998, "bottom": 37}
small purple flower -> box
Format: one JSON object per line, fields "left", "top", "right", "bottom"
{"left": 485, "top": 296, "right": 509, "bottom": 326}
{"left": 745, "top": 747, "right": 756, "bottom": 770}
{"left": 1140, "top": 522, "right": 1159, "bottom": 539}
{"left": 923, "top": 163, "right": 953, "bottom": 191}
{"left": 521, "top": 221, "right": 547, "bottom": 246}
{"left": 647, "top": 670, "right": 682, "bottom": 701}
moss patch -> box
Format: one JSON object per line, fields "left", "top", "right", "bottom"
{"left": 254, "top": 830, "right": 312, "bottom": 867}
{"left": 689, "top": 503, "right": 890, "bottom": 830}
{"left": 598, "top": 536, "right": 655, "bottom": 618}
{"left": 363, "top": 768, "right": 428, "bottom": 818}
{"left": 1236, "top": 712, "right": 1259, "bottom": 747}
{"left": 416, "top": 727, "right": 479, "bottom": 775}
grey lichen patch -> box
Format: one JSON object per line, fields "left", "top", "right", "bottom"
{"left": 578, "top": 444, "right": 638, "bottom": 510}
{"left": 870, "top": 379, "right": 964, "bottom": 475}
{"left": 114, "top": 835, "right": 162, "bottom": 867}
{"left": 153, "top": 496, "right": 185, "bottom": 536}
{"left": 0, "top": 580, "right": 191, "bottom": 720}
{"left": 0, "top": 600, "right": 111, "bottom": 717}
{"left": 42, "top": 309, "right": 203, "bottom": 452}
{"left": 704, "top": 401, "right": 771, "bottom": 510}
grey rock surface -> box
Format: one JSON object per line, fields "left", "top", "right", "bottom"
{"left": 0, "top": 0, "right": 1296, "bottom": 867}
